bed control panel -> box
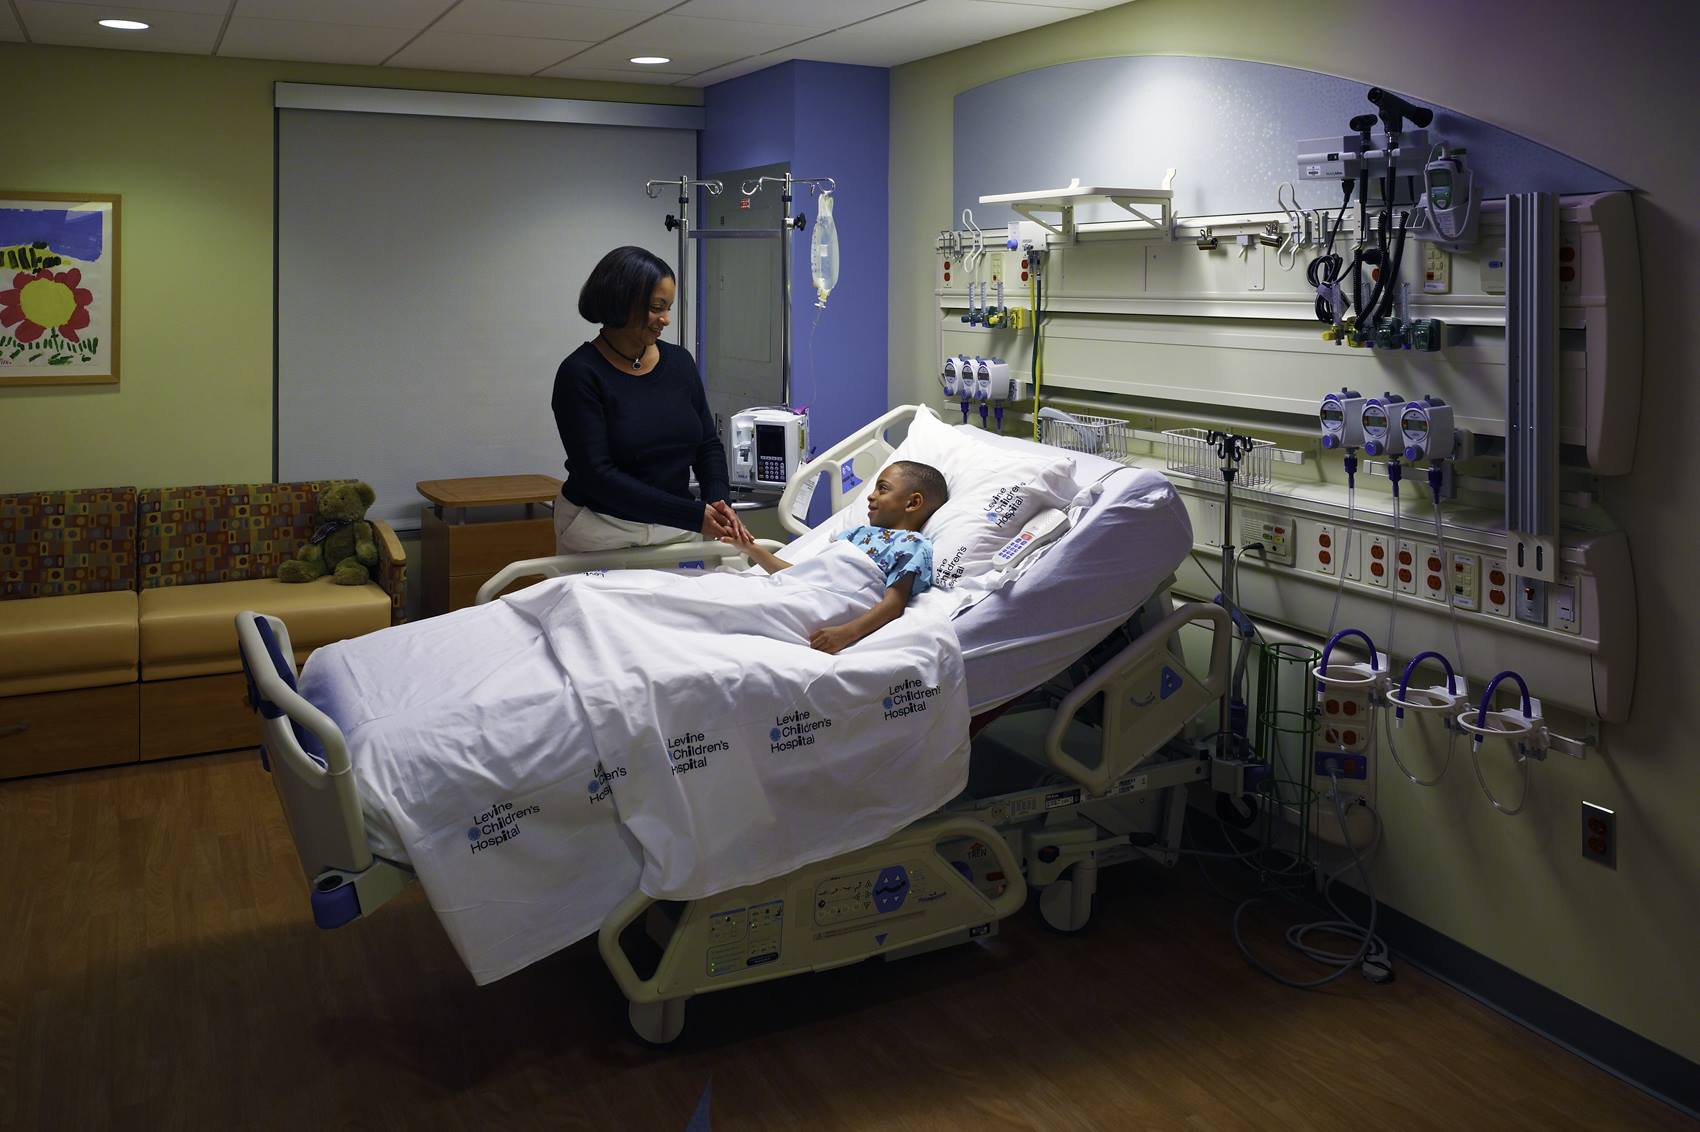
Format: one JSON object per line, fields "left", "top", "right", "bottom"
{"left": 705, "top": 899, "right": 784, "bottom": 978}
{"left": 813, "top": 862, "right": 937, "bottom": 925}
{"left": 638, "top": 819, "right": 1025, "bottom": 1001}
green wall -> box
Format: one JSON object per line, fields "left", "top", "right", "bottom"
{"left": 890, "top": 0, "right": 1700, "bottom": 1066}
{"left": 0, "top": 44, "right": 698, "bottom": 493}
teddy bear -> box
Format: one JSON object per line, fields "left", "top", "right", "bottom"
{"left": 278, "top": 481, "right": 379, "bottom": 585}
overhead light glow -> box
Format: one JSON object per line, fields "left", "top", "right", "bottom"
{"left": 98, "top": 18, "right": 150, "bottom": 30}
{"left": 629, "top": 56, "right": 671, "bottom": 65}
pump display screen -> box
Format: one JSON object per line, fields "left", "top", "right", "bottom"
{"left": 756, "top": 423, "right": 788, "bottom": 482}
{"left": 1362, "top": 407, "right": 1387, "bottom": 431}
{"left": 1404, "top": 417, "right": 1429, "bottom": 433}
{"left": 1321, "top": 406, "right": 1344, "bottom": 423}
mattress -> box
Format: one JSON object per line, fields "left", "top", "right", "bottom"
{"left": 943, "top": 429, "right": 1194, "bottom": 712}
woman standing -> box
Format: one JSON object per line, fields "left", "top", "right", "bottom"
{"left": 551, "top": 246, "right": 750, "bottom": 553}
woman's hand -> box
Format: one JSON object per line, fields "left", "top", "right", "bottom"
{"left": 700, "top": 505, "right": 736, "bottom": 541}
{"left": 710, "top": 499, "right": 754, "bottom": 543}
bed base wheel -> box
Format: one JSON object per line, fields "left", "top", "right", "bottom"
{"left": 1038, "top": 861, "right": 1097, "bottom": 934}
{"left": 628, "top": 997, "right": 687, "bottom": 1045}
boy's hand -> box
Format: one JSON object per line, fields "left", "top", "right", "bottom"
{"left": 809, "top": 624, "right": 858, "bottom": 654}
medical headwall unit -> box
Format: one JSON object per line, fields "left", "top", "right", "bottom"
{"left": 933, "top": 58, "right": 1641, "bottom": 733}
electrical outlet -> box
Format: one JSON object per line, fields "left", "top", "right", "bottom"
{"left": 1362, "top": 534, "right": 1390, "bottom": 588}
{"left": 1420, "top": 543, "right": 1446, "bottom": 602}
{"left": 1450, "top": 551, "right": 1480, "bottom": 611}
{"left": 1582, "top": 802, "right": 1616, "bottom": 868}
{"left": 1553, "top": 575, "right": 1580, "bottom": 634}
{"left": 1422, "top": 243, "right": 1452, "bottom": 294}
{"left": 1483, "top": 558, "right": 1510, "bottom": 616}
{"left": 1315, "top": 523, "right": 1337, "bottom": 576}
{"left": 1394, "top": 540, "right": 1418, "bottom": 594}
{"left": 1515, "top": 577, "right": 1548, "bottom": 626}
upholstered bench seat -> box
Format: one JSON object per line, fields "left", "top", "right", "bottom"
{"left": 0, "top": 590, "right": 139, "bottom": 696}
{"left": 139, "top": 576, "right": 391, "bottom": 680}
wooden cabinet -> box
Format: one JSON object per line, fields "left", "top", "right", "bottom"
{"left": 417, "top": 475, "right": 561, "bottom": 617}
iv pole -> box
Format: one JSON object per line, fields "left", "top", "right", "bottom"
{"left": 739, "top": 173, "right": 836, "bottom": 407}
{"left": 644, "top": 174, "right": 724, "bottom": 356}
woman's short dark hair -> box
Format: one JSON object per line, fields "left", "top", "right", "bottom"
{"left": 578, "top": 246, "right": 674, "bottom": 328}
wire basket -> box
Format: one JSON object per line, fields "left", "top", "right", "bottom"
{"left": 1037, "top": 411, "right": 1129, "bottom": 460}
{"left": 1163, "top": 427, "right": 1275, "bottom": 488}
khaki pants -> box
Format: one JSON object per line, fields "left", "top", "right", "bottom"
{"left": 554, "top": 500, "right": 697, "bottom": 555}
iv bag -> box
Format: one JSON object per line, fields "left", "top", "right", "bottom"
{"left": 810, "top": 191, "right": 839, "bottom": 309}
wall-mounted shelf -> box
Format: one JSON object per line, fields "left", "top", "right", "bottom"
{"left": 979, "top": 174, "right": 1177, "bottom": 242}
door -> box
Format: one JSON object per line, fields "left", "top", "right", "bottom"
{"left": 701, "top": 161, "right": 787, "bottom": 436}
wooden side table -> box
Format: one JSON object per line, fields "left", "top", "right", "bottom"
{"left": 417, "top": 475, "right": 561, "bottom": 616}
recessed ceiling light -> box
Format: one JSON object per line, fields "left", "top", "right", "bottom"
{"left": 629, "top": 56, "right": 671, "bottom": 65}
{"left": 98, "top": 18, "right": 150, "bottom": 30}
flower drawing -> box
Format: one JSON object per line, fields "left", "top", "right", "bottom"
{"left": 0, "top": 268, "right": 94, "bottom": 344}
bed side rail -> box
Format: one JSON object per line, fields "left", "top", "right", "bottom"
{"left": 234, "top": 611, "right": 411, "bottom": 928}
{"left": 777, "top": 404, "right": 926, "bottom": 537}
{"left": 474, "top": 538, "right": 785, "bottom": 605}
{"left": 1044, "top": 601, "right": 1231, "bottom": 795}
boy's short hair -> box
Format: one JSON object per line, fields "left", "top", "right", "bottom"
{"left": 888, "top": 460, "right": 949, "bottom": 519}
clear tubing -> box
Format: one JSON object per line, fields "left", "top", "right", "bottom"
{"left": 1434, "top": 497, "right": 1467, "bottom": 678}
{"left": 1387, "top": 494, "right": 1402, "bottom": 666}
{"left": 1472, "top": 742, "right": 1532, "bottom": 815}
{"left": 1326, "top": 484, "right": 1355, "bottom": 639}
{"left": 1385, "top": 709, "right": 1454, "bottom": 786}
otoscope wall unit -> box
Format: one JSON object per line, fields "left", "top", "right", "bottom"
{"left": 935, "top": 191, "right": 1639, "bottom": 473}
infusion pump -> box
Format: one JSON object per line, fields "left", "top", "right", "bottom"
{"left": 727, "top": 406, "right": 809, "bottom": 491}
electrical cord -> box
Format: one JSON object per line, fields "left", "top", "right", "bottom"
{"left": 1231, "top": 768, "right": 1390, "bottom": 987}
{"left": 1326, "top": 484, "right": 1356, "bottom": 639}
{"left": 1308, "top": 183, "right": 1354, "bottom": 323}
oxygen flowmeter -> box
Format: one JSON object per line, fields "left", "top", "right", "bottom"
{"left": 1400, "top": 396, "right": 1456, "bottom": 462}
{"left": 1362, "top": 393, "right": 1405, "bottom": 457}
{"left": 1320, "top": 389, "right": 1366, "bottom": 450}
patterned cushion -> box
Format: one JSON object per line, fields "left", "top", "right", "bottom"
{"left": 138, "top": 481, "right": 343, "bottom": 588}
{"left": 0, "top": 486, "right": 137, "bottom": 599}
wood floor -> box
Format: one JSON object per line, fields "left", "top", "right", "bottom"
{"left": 1, "top": 751, "right": 1691, "bottom": 1132}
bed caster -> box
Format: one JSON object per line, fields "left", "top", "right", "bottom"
{"left": 628, "top": 997, "right": 687, "bottom": 1045}
{"left": 1037, "top": 860, "right": 1098, "bottom": 934}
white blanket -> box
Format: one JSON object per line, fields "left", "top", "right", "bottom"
{"left": 299, "top": 541, "right": 969, "bottom": 984}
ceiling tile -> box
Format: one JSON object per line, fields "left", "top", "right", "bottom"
{"left": 1, "top": 4, "right": 25, "bottom": 40}
{"left": 35, "top": 0, "right": 228, "bottom": 13}
{"left": 220, "top": 17, "right": 415, "bottom": 64}
{"left": 386, "top": 28, "right": 596, "bottom": 74}
{"left": 17, "top": 2, "right": 224, "bottom": 50}
{"left": 500, "top": 0, "right": 674, "bottom": 9}
{"left": 773, "top": 0, "right": 1088, "bottom": 67}
{"left": 670, "top": 56, "right": 780, "bottom": 87}
{"left": 230, "top": 0, "right": 456, "bottom": 30}
{"left": 434, "top": 0, "right": 651, "bottom": 42}
{"left": 571, "top": 12, "right": 810, "bottom": 72}
{"left": 534, "top": 63, "right": 692, "bottom": 85}
{"left": 668, "top": 0, "right": 911, "bottom": 29}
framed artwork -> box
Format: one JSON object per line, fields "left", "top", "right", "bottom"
{"left": 0, "top": 192, "right": 121, "bottom": 386}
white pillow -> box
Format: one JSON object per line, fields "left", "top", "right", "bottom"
{"left": 788, "top": 407, "right": 1077, "bottom": 588}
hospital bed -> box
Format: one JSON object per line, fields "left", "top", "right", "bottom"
{"left": 236, "top": 405, "right": 1230, "bottom": 1043}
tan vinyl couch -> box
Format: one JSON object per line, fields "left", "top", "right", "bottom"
{"left": 0, "top": 482, "right": 405, "bottom": 779}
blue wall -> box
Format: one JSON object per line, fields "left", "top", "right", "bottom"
{"left": 700, "top": 61, "right": 890, "bottom": 476}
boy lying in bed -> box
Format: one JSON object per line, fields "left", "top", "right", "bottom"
{"left": 723, "top": 460, "right": 949, "bottom": 654}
